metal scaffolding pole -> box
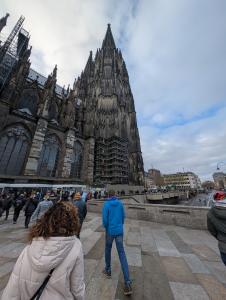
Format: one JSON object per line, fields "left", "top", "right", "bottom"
{"left": 0, "top": 16, "right": 29, "bottom": 94}
{"left": 0, "top": 15, "right": 25, "bottom": 63}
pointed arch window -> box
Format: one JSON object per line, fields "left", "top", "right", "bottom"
{"left": 18, "top": 88, "right": 39, "bottom": 115}
{"left": 70, "top": 141, "right": 83, "bottom": 178}
{"left": 0, "top": 125, "right": 30, "bottom": 175}
{"left": 38, "top": 135, "right": 60, "bottom": 177}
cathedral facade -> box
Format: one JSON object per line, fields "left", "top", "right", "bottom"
{"left": 0, "top": 17, "right": 144, "bottom": 185}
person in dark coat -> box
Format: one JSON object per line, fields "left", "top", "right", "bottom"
{"left": 24, "top": 194, "right": 38, "bottom": 228}
{"left": 72, "top": 192, "right": 87, "bottom": 238}
{"left": 207, "top": 198, "right": 226, "bottom": 266}
{"left": 13, "top": 193, "right": 26, "bottom": 224}
{"left": 0, "top": 195, "right": 3, "bottom": 218}
{"left": 61, "top": 191, "right": 70, "bottom": 202}
{"left": 2, "top": 193, "right": 13, "bottom": 220}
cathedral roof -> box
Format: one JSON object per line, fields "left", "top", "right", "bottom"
{"left": 28, "top": 68, "right": 65, "bottom": 96}
{"left": 101, "top": 24, "right": 116, "bottom": 50}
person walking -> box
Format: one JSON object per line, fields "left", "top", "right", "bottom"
{"left": 24, "top": 193, "right": 38, "bottom": 228}
{"left": 31, "top": 194, "right": 53, "bottom": 221}
{"left": 2, "top": 193, "right": 13, "bottom": 220}
{"left": 72, "top": 192, "right": 87, "bottom": 238}
{"left": 102, "top": 190, "right": 132, "bottom": 296}
{"left": 12, "top": 193, "right": 26, "bottom": 224}
{"left": 0, "top": 194, "right": 3, "bottom": 218}
{"left": 207, "top": 194, "right": 226, "bottom": 266}
{"left": 2, "top": 201, "right": 85, "bottom": 300}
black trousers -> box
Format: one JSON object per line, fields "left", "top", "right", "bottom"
{"left": 25, "top": 215, "right": 32, "bottom": 228}
{"left": 4, "top": 208, "right": 10, "bottom": 220}
{"left": 13, "top": 208, "right": 21, "bottom": 222}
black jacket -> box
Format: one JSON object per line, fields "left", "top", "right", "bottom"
{"left": 24, "top": 198, "right": 38, "bottom": 216}
{"left": 0, "top": 198, "right": 3, "bottom": 216}
{"left": 13, "top": 196, "right": 26, "bottom": 210}
{"left": 2, "top": 196, "right": 12, "bottom": 210}
{"left": 207, "top": 205, "right": 226, "bottom": 253}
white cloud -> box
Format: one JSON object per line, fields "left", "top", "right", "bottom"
{"left": 1, "top": 0, "right": 226, "bottom": 180}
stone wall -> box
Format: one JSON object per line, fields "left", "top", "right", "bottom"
{"left": 87, "top": 200, "right": 209, "bottom": 230}
{"left": 105, "top": 184, "right": 144, "bottom": 194}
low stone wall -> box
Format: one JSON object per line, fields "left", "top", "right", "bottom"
{"left": 87, "top": 200, "right": 209, "bottom": 230}
{"left": 105, "top": 184, "right": 144, "bottom": 194}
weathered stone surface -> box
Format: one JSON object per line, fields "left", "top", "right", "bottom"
{"left": 196, "top": 274, "right": 226, "bottom": 299}
{"left": 166, "top": 230, "right": 193, "bottom": 254}
{"left": 126, "top": 227, "right": 141, "bottom": 246}
{"left": 161, "top": 257, "right": 198, "bottom": 284}
{"left": 176, "top": 229, "right": 207, "bottom": 245}
{"left": 152, "top": 229, "right": 181, "bottom": 257}
{"left": 182, "top": 254, "right": 210, "bottom": 274}
{"left": 191, "top": 245, "right": 220, "bottom": 262}
{"left": 88, "top": 201, "right": 209, "bottom": 230}
{"left": 0, "top": 262, "right": 15, "bottom": 278}
{"left": 24, "top": 118, "right": 48, "bottom": 175}
{"left": 84, "top": 259, "right": 99, "bottom": 286}
{"left": 169, "top": 282, "right": 209, "bottom": 300}
{"left": 1, "top": 211, "right": 226, "bottom": 299}
{"left": 62, "top": 129, "right": 76, "bottom": 177}
{"left": 142, "top": 254, "right": 174, "bottom": 300}
{"left": 0, "top": 242, "right": 26, "bottom": 258}
{"left": 203, "top": 261, "right": 226, "bottom": 284}
{"left": 115, "top": 266, "right": 143, "bottom": 300}
{"left": 81, "top": 232, "right": 102, "bottom": 256}
{"left": 141, "top": 226, "right": 157, "bottom": 254}
{"left": 85, "top": 233, "right": 105, "bottom": 260}
{"left": 125, "top": 246, "right": 142, "bottom": 267}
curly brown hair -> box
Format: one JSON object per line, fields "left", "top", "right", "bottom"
{"left": 28, "top": 201, "right": 79, "bottom": 242}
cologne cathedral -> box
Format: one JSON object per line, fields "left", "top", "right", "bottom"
{"left": 0, "top": 14, "right": 144, "bottom": 185}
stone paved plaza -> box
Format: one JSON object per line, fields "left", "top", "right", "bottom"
{"left": 1, "top": 212, "right": 226, "bottom": 299}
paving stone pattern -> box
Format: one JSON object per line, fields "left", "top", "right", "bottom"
{"left": 1, "top": 212, "right": 226, "bottom": 299}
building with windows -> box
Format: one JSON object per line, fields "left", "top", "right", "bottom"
{"left": 0, "top": 15, "right": 144, "bottom": 185}
{"left": 163, "top": 172, "right": 201, "bottom": 190}
{"left": 144, "top": 171, "right": 155, "bottom": 189}
{"left": 148, "top": 168, "right": 164, "bottom": 186}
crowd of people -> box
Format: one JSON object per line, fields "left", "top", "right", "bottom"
{"left": 0, "top": 189, "right": 133, "bottom": 299}
{"left": 0, "top": 190, "right": 89, "bottom": 229}
{"left": 2, "top": 186, "right": 226, "bottom": 299}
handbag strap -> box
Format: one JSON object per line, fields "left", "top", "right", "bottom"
{"left": 30, "top": 269, "right": 54, "bottom": 300}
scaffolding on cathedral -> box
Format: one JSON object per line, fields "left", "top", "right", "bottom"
{"left": 94, "top": 136, "right": 129, "bottom": 184}
{"left": 0, "top": 15, "right": 29, "bottom": 93}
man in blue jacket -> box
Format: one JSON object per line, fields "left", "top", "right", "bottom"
{"left": 102, "top": 190, "right": 132, "bottom": 296}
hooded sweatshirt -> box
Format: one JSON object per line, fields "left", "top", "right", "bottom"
{"left": 207, "top": 205, "right": 226, "bottom": 254}
{"left": 2, "top": 236, "right": 85, "bottom": 300}
{"left": 102, "top": 196, "right": 125, "bottom": 236}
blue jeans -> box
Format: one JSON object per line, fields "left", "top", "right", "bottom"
{"left": 220, "top": 251, "right": 226, "bottom": 266}
{"left": 105, "top": 233, "right": 131, "bottom": 285}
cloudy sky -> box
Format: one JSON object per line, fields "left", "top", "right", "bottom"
{"left": 1, "top": 0, "right": 226, "bottom": 180}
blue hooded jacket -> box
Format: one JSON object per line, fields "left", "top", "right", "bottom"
{"left": 102, "top": 196, "right": 125, "bottom": 236}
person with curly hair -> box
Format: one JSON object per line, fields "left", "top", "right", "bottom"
{"left": 2, "top": 202, "right": 85, "bottom": 300}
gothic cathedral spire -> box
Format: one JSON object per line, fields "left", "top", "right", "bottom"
{"left": 101, "top": 24, "right": 116, "bottom": 50}
{"left": 80, "top": 24, "right": 144, "bottom": 185}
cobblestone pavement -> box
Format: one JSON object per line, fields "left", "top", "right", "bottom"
{"left": 1, "top": 212, "right": 226, "bottom": 299}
